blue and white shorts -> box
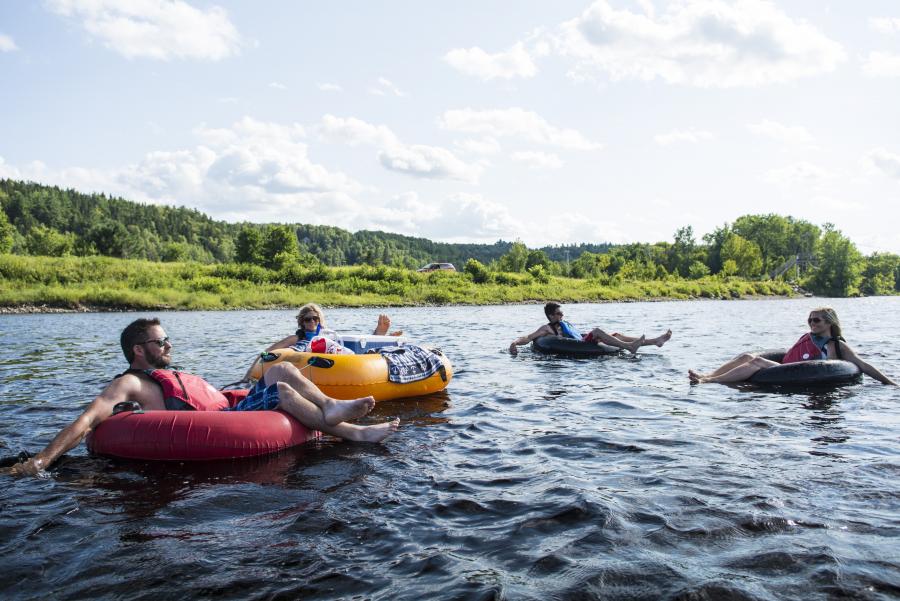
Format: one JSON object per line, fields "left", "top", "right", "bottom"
{"left": 228, "top": 379, "right": 281, "bottom": 411}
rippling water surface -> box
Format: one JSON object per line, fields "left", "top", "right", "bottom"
{"left": 1, "top": 298, "right": 899, "bottom": 600}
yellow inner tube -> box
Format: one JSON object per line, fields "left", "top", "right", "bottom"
{"left": 250, "top": 348, "right": 452, "bottom": 402}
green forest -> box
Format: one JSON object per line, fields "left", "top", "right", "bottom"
{"left": 1, "top": 178, "right": 898, "bottom": 310}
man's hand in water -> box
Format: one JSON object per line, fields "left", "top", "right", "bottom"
{"left": 7, "top": 457, "right": 47, "bottom": 477}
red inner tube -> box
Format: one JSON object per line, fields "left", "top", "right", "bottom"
{"left": 87, "top": 410, "right": 319, "bottom": 461}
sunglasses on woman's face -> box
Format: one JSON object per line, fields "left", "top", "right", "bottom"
{"left": 808, "top": 317, "right": 825, "bottom": 324}
{"left": 302, "top": 316, "right": 320, "bottom": 323}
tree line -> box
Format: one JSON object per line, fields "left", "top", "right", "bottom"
{"left": 469, "top": 216, "right": 899, "bottom": 297}
{"left": 1, "top": 178, "right": 897, "bottom": 297}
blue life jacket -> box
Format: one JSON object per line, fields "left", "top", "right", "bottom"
{"left": 551, "top": 320, "right": 583, "bottom": 340}
{"left": 295, "top": 324, "right": 321, "bottom": 341}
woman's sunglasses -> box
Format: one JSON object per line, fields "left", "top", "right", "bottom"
{"left": 807, "top": 317, "right": 825, "bottom": 324}
{"left": 302, "top": 316, "right": 320, "bottom": 323}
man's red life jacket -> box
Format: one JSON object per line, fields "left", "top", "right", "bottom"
{"left": 142, "top": 369, "right": 230, "bottom": 411}
{"left": 782, "top": 334, "right": 825, "bottom": 364}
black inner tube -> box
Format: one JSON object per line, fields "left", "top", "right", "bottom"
{"left": 748, "top": 348, "right": 861, "bottom": 387}
{"left": 531, "top": 335, "right": 620, "bottom": 356}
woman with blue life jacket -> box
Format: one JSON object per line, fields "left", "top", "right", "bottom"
{"left": 688, "top": 307, "right": 897, "bottom": 385}
{"left": 243, "top": 303, "right": 400, "bottom": 379}
{"left": 508, "top": 302, "right": 673, "bottom": 355}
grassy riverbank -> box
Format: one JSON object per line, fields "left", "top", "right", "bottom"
{"left": 0, "top": 254, "right": 795, "bottom": 312}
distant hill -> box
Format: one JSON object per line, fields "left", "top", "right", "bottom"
{"left": 0, "top": 179, "right": 608, "bottom": 267}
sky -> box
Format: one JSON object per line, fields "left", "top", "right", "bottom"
{"left": 1, "top": 1, "right": 898, "bottom": 253}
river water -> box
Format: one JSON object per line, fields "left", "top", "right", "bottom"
{"left": 1, "top": 297, "right": 898, "bottom": 600}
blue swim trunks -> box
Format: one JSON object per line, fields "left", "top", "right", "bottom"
{"left": 228, "top": 379, "right": 281, "bottom": 411}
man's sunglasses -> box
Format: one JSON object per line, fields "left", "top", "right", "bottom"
{"left": 139, "top": 337, "right": 170, "bottom": 348}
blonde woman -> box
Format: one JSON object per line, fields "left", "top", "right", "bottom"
{"left": 688, "top": 307, "right": 896, "bottom": 385}
{"left": 243, "top": 304, "right": 398, "bottom": 380}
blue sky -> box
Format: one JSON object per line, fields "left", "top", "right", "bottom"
{"left": 1, "top": 1, "right": 899, "bottom": 252}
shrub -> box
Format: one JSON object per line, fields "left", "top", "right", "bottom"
{"left": 464, "top": 258, "right": 492, "bottom": 283}
{"left": 527, "top": 264, "right": 549, "bottom": 283}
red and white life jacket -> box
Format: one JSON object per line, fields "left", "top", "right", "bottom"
{"left": 782, "top": 334, "right": 825, "bottom": 364}
{"left": 142, "top": 369, "right": 230, "bottom": 411}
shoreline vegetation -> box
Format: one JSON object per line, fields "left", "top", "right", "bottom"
{"left": 0, "top": 254, "right": 796, "bottom": 314}
{"left": 2, "top": 180, "right": 898, "bottom": 314}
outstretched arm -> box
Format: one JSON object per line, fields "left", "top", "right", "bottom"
{"left": 8, "top": 378, "right": 135, "bottom": 476}
{"left": 838, "top": 342, "right": 897, "bottom": 385}
{"left": 509, "top": 325, "right": 553, "bottom": 355}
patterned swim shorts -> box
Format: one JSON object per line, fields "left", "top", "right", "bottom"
{"left": 228, "top": 379, "right": 281, "bottom": 411}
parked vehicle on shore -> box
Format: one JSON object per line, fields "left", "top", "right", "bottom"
{"left": 417, "top": 262, "right": 456, "bottom": 273}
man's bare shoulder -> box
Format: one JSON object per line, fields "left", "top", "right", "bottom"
{"left": 96, "top": 371, "right": 164, "bottom": 409}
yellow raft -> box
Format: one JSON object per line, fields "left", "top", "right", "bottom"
{"left": 249, "top": 348, "right": 452, "bottom": 402}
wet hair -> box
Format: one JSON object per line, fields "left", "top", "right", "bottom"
{"left": 120, "top": 317, "right": 161, "bottom": 363}
{"left": 811, "top": 306, "right": 843, "bottom": 340}
{"left": 296, "top": 303, "right": 327, "bottom": 328}
{"left": 544, "top": 302, "right": 562, "bottom": 320}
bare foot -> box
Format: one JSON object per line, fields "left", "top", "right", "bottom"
{"left": 627, "top": 335, "right": 645, "bottom": 354}
{"left": 374, "top": 314, "right": 391, "bottom": 335}
{"left": 655, "top": 329, "right": 673, "bottom": 347}
{"left": 323, "top": 396, "right": 376, "bottom": 426}
{"left": 688, "top": 369, "right": 706, "bottom": 384}
{"left": 389, "top": 330, "right": 404, "bottom": 337}
{"left": 351, "top": 419, "right": 400, "bottom": 443}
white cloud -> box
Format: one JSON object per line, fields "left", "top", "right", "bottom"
{"left": 870, "top": 17, "right": 900, "bottom": 34}
{"left": 317, "top": 82, "right": 343, "bottom": 92}
{"left": 426, "top": 193, "right": 525, "bottom": 241}
{"left": 862, "top": 52, "right": 900, "bottom": 77}
{"left": 764, "top": 161, "right": 831, "bottom": 185}
{"left": 444, "top": 42, "right": 538, "bottom": 80}
{"left": 319, "top": 114, "right": 398, "bottom": 148}
{"left": 368, "top": 77, "right": 406, "bottom": 97}
{"left": 541, "top": 212, "right": 633, "bottom": 245}
{"left": 547, "top": 0, "right": 846, "bottom": 87}
{"left": 1, "top": 117, "right": 364, "bottom": 223}
{"left": 862, "top": 148, "right": 900, "bottom": 180}
{"left": 440, "top": 107, "right": 602, "bottom": 150}
{"left": 358, "top": 190, "right": 637, "bottom": 246}
{"left": 747, "top": 119, "right": 815, "bottom": 145}
{"left": 269, "top": 81, "right": 287, "bottom": 90}
{"left": 510, "top": 151, "right": 564, "bottom": 169}
{"left": 0, "top": 33, "right": 18, "bottom": 52}
{"left": 46, "top": 0, "right": 242, "bottom": 61}
{"left": 319, "top": 115, "right": 480, "bottom": 182}
{"left": 654, "top": 128, "right": 714, "bottom": 146}
{"left": 378, "top": 145, "right": 479, "bottom": 182}
{"left": 454, "top": 137, "right": 502, "bottom": 155}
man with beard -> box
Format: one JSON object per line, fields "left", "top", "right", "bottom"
{"left": 9, "top": 317, "right": 398, "bottom": 476}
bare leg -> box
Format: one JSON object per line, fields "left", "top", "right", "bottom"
{"left": 589, "top": 328, "right": 644, "bottom": 354}
{"left": 690, "top": 356, "right": 780, "bottom": 384}
{"left": 277, "top": 386, "right": 399, "bottom": 442}
{"left": 691, "top": 353, "right": 758, "bottom": 380}
{"left": 264, "top": 363, "right": 375, "bottom": 426}
{"left": 612, "top": 330, "right": 673, "bottom": 347}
